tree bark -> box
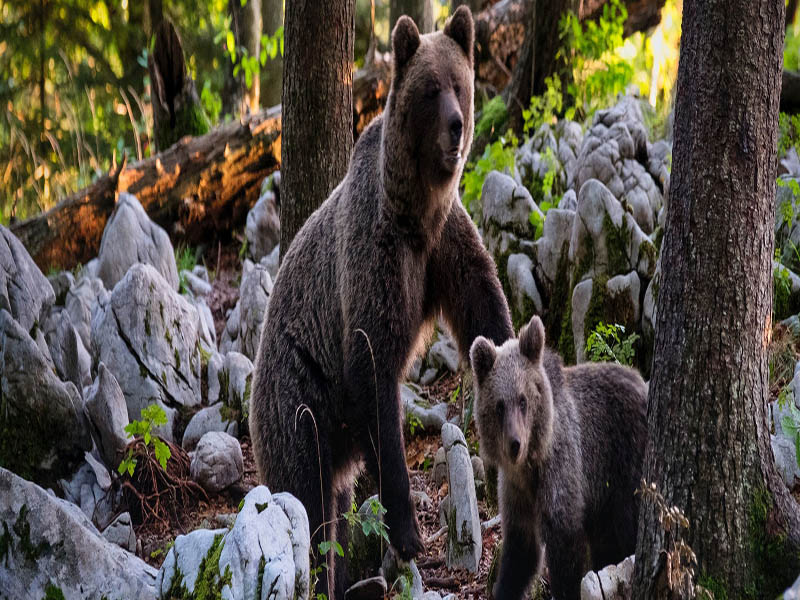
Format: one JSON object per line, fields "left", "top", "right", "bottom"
{"left": 222, "top": 0, "right": 262, "bottom": 116}
{"left": 260, "top": 0, "right": 284, "bottom": 108}
{"left": 280, "top": 0, "right": 354, "bottom": 260}
{"left": 633, "top": 0, "right": 800, "bottom": 597}
{"left": 390, "top": 0, "right": 434, "bottom": 33}
{"left": 11, "top": 108, "right": 281, "bottom": 272}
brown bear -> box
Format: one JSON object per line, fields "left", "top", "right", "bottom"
{"left": 470, "top": 315, "right": 648, "bottom": 600}
{"left": 249, "top": 7, "right": 513, "bottom": 597}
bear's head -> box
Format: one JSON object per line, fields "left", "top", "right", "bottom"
{"left": 381, "top": 6, "right": 475, "bottom": 223}
{"left": 470, "top": 316, "right": 554, "bottom": 472}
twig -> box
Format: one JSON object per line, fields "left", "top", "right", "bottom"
{"left": 481, "top": 514, "right": 501, "bottom": 531}
{"left": 426, "top": 525, "right": 448, "bottom": 544}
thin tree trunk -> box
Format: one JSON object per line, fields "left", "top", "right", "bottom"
{"left": 452, "top": 0, "right": 483, "bottom": 13}
{"left": 260, "top": 0, "right": 283, "bottom": 108}
{"left": 390, "top": 0, "right": 433, "bottom": 33}
{"left": 633, "top": 0, "right": 800, "bottom": 597}
{"left": 222, "top": 0, "right": 262, "bottom": 116}
{"left": 280, "top": 0, "right": 354, "bottom": 260}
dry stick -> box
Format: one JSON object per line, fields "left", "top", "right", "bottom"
{"left": 426, "top": 526, "right": 449, "bottom": 544}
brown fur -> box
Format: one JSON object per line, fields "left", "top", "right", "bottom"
{"left": 470, "top": 316, "right": 648, "bottom": 600}
{"left": 249, "top": 7, "right": 513, "bottom": 598}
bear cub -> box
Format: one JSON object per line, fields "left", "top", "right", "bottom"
{"left": 470, "top": 315, "right": 648, "bottom": 600}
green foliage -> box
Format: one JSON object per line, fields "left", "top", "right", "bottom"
{"left": 406, "top": 413, "right": 423, "bottom": 437}
{"left": 523, "top": 76, "right": 564, "bottom": 134}
{"left": 201, "top": 80, "right": 223, "bottom": 123}
{"left": 461, "top": 133, "right": 517, "bottom": 216}
{"left": 786, "top": 18, "right": 800, "bottom": 73}
{"left": 558, "top": 0, "right": 634, "bottom": 119}
{"left": 779, "top": 113, "right": 800, "bottom": 158}
{"left": 176, "top": 245, "right": 197, "bottom": 294}
{"left": 529, "top": 200, "right": 554, "bottom": 241}
{"left": 117, "top": 403, "right": 171, "bottom": 476}
{"left": 778, "top": 178, "right": 800, "bottom": 230}
{"left": 475, "top": 96, "right": 509, "bottom": 141}
{"left": 774, "top": 263, "right": 793, "bottom": 321}
{"left": 585, "top": 322, "right": 639, "bottom": 366}
{"left": 344, "top": 497, "right": 390, "bottom": 546}
{"left": 215, "top": 18, "right": 284, "bottom": 95}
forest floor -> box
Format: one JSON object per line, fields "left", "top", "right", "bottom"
{"left": 128, "top": 244, "right": 800, "bottom": 599}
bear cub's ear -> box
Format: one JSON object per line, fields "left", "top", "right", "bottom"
{"left": 519, "top": 316, "right": 545, "bottom": 364}
{"left": 444, "top": 5, "right": 474, "bottom": 62}
{"left": 392, "top": 16, "right": 421, "bottom": 71}
{"left": 470, "top": 336, "right": 497, "bottom": 385}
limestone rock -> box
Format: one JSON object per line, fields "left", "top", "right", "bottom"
{"left": 190, "top": 431, "right": 244, "bottom": 493}
{"left": 84, "top": 363, "right": 131, "bottom": 468}
{"left": 182, "top": 403, "right": 238, "bottom": 451}
{"left": 220, "top": 260, "right": 273, "bottom": 361}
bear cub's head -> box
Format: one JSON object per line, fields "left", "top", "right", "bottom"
{"left": 470, "top": 316, "right": 554, "bottom": 472}
{"left": 386, "top": 6, "right": 475, "bottom": 186}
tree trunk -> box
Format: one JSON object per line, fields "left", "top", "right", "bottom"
{"left": 390, "top": 0, "right": 433, "bottom": 33}
{"left": 222, "top": 0, "right": 262, "bottom": 116}
{"left": 452, "top": 0, "right": 484, "bottom": 13}
{"left": 280, "top": 0, "right": 354, "bottom": 260}
{"left": 633, "top": 0, "right": 800, "bottom": 597}
{"left": 11, "top": 108, "right": 281, "bottom": 272}
{"left": 260, "top": 0, "right": 284, "bottom": 108}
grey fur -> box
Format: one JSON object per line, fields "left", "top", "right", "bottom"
{"left": 470, "top": 316, "right": 647, "bottom": 600}
{"left": 250, "top": 7, "right": 513, "bottom": 598}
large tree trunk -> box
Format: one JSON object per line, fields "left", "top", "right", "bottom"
{"left": 280, "top": 0, "right": 354, "bottom": 260}
{"left": 633, "top": 0, "right": 800, "bottom": 597}
{"left": 11, "top": 108, "right": 281, "bottom": 272}
{"left": 390, "top": 0, "right": 433, "bottom": 32}
{"left": 260, "top": 0, "right": 283, "bottom": 108}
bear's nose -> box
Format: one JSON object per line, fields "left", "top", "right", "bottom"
{"left": 449, "top": 116, "right": 463, "bottom": 147}
{"left": 509, "top": 438, "right": 520, "bottom": 461}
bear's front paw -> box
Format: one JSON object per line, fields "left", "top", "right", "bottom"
{"left": 387, "top": 512, "right": 424, "bottom": 560}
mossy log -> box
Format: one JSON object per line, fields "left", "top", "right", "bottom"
{"left": 11, "top": 107, "right": 282, "bottom": 272}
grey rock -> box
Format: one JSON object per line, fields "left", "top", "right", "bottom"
{"left": 208, "top": 351, "right": 225, "bottom": 405}
{"left": 783, "top": 573, "right": 800, "bottom": 600}
{"left": 262, "top": 245, "right": 281, "bottom": 281}
{"left": 420, "top": 368, "right": 438, "bottom": 386}
{"left": 220, "top": 261, "right": 273, "bottom": 361}
{"left": 103, "top": 511, "right": 136, "bottom": 552}
{"left": 222, "top": 351, "right": 255, "bottom": 420}
{"left": 60, "top": 457, "right": 117, "bottom": 530}
{"left": 507, "top": 253, "right": 543, "bottom": 322}
{"left": 580, "top": 554, "right": 635, "bottom": 600}
{"left": 559, "top": 189, "right": 578, "bottom": 211}
{"left": 345, "top": 576, "right": 388, "bottom": 600}
{"left": 438, "top": 494, "right": 450, "bottom": 529}
{"left": 0, "top": 466, "right": 156, "bottom": 599}
{"left": 428, "top": 330, "right": 459, "bottom": 374}
{"left": 532, "top": 208, "right": 575, "bottom": 296}
{"left": 407, "top": 356, "right": 423, "bottom": 383}
{"left": 481, "top": 171, "right": 539, "bottom": 241}
{"left": 422, "top": 592, "right": 442, "bottom": 600}
{"left": 92, "top": 264, "right": 205, "bottom": 442}
{"left": 402, "top": 384, "right": 448, "bottom": 432}
{"left": 192, "top": 265, "right": 210, "bottom": 282}
{"left": 84, "top": 363, "right": 130, "bottom": 467}
{"left": 190, "top": 431, "right": 244, "bottom": 492}
{"left": 245, "top": 183, "right": 281, "bottom": 262}
{"left": 181, "top": 270, "right": 213, "bottom": 297}
{"left": 97, "top": 192, "right": 179, "bottom": 291}
{"left": 217, "top": 486, "right": 311, "bottom": 600}
{"left": 772, "top": 434, "right": 800, "bottom": 488}
{"left": 42, "top": 307, "right": 92, "bottom": 392}
{"left": 48, "top": 270, "right": 75, "bottom": 306}
{"left": 194, "top": 297, "right": 217, "bottom": 350}
{"left": 441, "top": 423, "right": 481, "bottom": 572}
{"left": 471, "top": 455, "right": 485, "bottom": 483}
{"left": 155, "top": 527, "right": 228, "bottom": 598}
{"left": 182, "top": 403, "right": 238, "bottom": 452}
{"left": 642, "top": 258, "right": 661, "bottom": 342}
{"left": 0, "top": 309, "right": 91, "bottom": 485}
{"left": 570, "top": 179, "right": 657, "bottom": 283}
{"left": 0, "top": 225, "right": 54, "bottom": 334}
{"left": 66, "top": 275, "right": 108, "bottom": 351}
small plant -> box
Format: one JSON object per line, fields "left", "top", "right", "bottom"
{"left": 523, "top": 75, "right": 564, "bottom": 134}
{"left": 175, "top": 245, "right": 197, "bottom": 295}
{"left": 585, "top": 322, "right": 639, "bottom": 366}
{"left": 201, "top": 80, "right": 222, "bottom": 124}
{"left": 773, "top": 263, "right": 793, "bottom": 321}
{"left": 461, "top": 133, "right": 517, "bottom": 216}
{"left": 406, "top": 413, "right": 424, "bottom": 436}
{"left": 558, "top": 0, "right": 634, "bottom": 120}
{"left": 118, "top": 403, "right": 172, "bottom": 476}
{"left": 780, "top": 113, "right": 800, "bottom": 158}
{"left": 528, "top": 200, "right": 554, "bottom": 240}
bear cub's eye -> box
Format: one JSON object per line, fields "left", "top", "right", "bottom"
{"left": 518, "top": 394, "right": 527, "bottom": 414}
{"left": 495, "top": 402, "right": 505, "bottom": 421}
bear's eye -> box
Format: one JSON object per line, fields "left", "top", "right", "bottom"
{"left": 454, "top": 84, "right": 461, "bottom": 97}
{"left": 518, "top": 394, "right": 527, "bottom": 414}
{"left": 424, "top": 83, "right": 440, "bottom": 99}
{"left": 495, "top": 402, "right": 505, "bottom": 421}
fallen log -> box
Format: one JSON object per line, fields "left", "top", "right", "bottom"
{"left": 11, "top": 107, "right": 282, "bottom": 272}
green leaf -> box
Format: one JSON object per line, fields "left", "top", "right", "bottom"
{"left": 153, "top": 438, "right": 171, "bottom": 471}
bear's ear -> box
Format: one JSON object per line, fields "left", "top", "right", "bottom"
{"left": 470, "top": 336, "right": 496, "bottom": 385}
{"left": 519, "top": 316, "right": 545, "bottom": 364}
{"left": 444, "top": 5, "right": 474, "bottom": 62}
{"left": 392, "top": 16, "right": 421, "bottom": 71}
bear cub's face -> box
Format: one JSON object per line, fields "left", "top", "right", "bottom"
{"left": 470, "top": 316, "right": 554, "bottom": 473}
{"left": 391, "top": 6, "right": 475, "bottom": 182}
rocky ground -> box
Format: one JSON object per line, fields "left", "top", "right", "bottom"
{"left": 4, "top": 92, "right": 800, "bottom": 599}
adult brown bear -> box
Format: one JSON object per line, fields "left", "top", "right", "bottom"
{"left": 250, "top": 7, "right": 513, "bottom": 596}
